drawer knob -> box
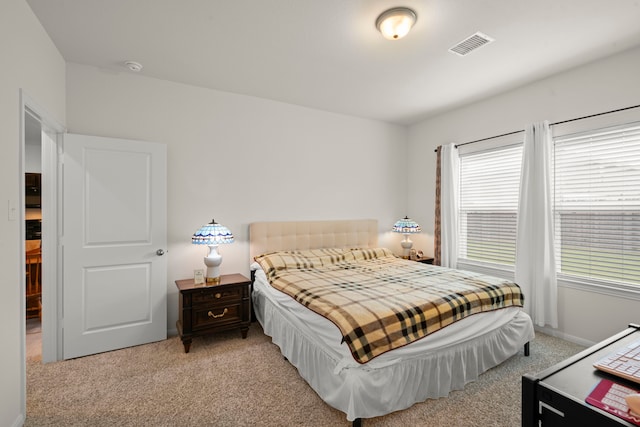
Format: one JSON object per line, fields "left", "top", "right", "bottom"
{"left": 208, "top": 308, "right": 228, "bottom": 319}
{"left": 215, "top": 293, "right": 222, "bottom": 299}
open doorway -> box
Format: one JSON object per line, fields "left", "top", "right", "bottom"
{"left": 21, "top": 91, "right": 65, "bottom": 364}
{"left": 20, "top": 91, "right": 166, "bottom": 364}
{"left": 24, "top": 111, "right": 42, "bottom": 360}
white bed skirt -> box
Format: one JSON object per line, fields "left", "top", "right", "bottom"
{"left": 252, "top": 267, "right": 535, "bottom": 421}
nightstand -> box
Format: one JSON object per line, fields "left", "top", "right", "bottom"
{"left": 414, "top": 256, "right": 434, "bottom": 264}
{"left": 175, "top": 273, "right": 251, "bottom": 353}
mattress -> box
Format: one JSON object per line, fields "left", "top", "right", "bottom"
{"left": 252, "top": 262, "right": 535, "bottom": 421}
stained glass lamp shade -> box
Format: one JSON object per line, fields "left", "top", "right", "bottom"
{"left": 392, "top": 216, "right": 421, "bottom": 258}
{"left": 192, "top": 219, "right": 234, "bottom": 284}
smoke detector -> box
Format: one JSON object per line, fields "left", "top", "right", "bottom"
{"left": 124, "top": 61, "right": 143, "bottom": 72}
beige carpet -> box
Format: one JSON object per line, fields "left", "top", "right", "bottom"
{"left": 26, "top": 324, "right": 584, "bottom": 427}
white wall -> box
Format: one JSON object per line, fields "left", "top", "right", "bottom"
{"left": 407, "top": 46, "right": 640, "bottom": 344}
{"left": 24, "top": 142, "right": 42, "bottom": 173}
{"left": 25, "top": 114, "right": 42, "bottom": 173}
{"left": 65, "top": 62, "right": 407, "bottom": 336}
{"left": 0, "top": 0, "right": 66, "bottom": 425}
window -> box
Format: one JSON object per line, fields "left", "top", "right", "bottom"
{"left": 458, "top": 143, "right": 523, "bottom": 269}
{"left": 554, "top": 122, "right": 640, "bottom": 288}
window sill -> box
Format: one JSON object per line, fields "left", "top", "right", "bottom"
{"left": 557, "top": 276, "right": 640, "bottom": 301}
{"left": 457, "top": 262, "right": 640, "bottom": 301}
{"left": 456, "top": 260, "right": 515, "bottom": 281}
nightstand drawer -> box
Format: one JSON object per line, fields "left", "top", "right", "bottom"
{"left": 191, "top": 285, "right": 245, "bottom": 306}
{"left": 192, "top": 303, "right": 242, "bottom": 331}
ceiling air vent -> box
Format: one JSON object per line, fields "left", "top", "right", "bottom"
{"left": 449, "top": 32, "right": 495, "bottom": 56}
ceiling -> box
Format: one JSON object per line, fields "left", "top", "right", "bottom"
{"left": 26, "top": 0, "right": 640, "bottom": 125}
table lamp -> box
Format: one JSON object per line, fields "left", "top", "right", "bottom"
{"left": 392, "top": 216, "right": 421, "bottom": 259}
{"left": 192, "top": 219, "right": 234, "bottom": 284}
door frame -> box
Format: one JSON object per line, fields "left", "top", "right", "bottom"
{"left": 20, "top": 90, "right": 65, "bottom": 364}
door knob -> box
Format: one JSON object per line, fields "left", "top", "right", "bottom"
{"left": 156, "top": 249, "right": 165, "bottom": 256}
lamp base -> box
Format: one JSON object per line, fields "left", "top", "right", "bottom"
{"left": 206, "top": 276, "right": 221, "bottom": 285}
{"left": 204, "top": 244, "right": 222, "bottom": 285}
{"left": 401, "top": 235, "right": 413, "bottom": 259}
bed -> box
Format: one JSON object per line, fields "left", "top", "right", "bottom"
{"left": 249, "top": 219, "right": 534, "bottom": 425}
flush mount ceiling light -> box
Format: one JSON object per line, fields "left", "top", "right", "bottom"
{"left": 376, "top": 7, "right": 417, "bottom": 40}
{"left": 124, "top": 61, "right": 143, "bottom": 72}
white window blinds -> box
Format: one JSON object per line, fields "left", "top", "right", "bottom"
{"left": 459, "top": 144, "right": 523, "bottom": 267}
{"left": 554, "top": 122, "right": 640, "bottom": 286}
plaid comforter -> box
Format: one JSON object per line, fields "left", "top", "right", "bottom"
{"left": 255, "top": 247, "right": 524, "bottom": 364}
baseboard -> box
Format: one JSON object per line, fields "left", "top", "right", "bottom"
{"left": 10, "top": 413, "right": 25, "bottom": 427}
{"left": 534, "top": 325, "right": 596, "bottom": 347}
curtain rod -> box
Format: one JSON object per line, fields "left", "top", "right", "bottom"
{"left": 433, "top": 104, "right": 640, "bottom": 152}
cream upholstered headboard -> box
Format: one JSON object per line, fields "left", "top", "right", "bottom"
{"left": 249, "top": 219, "right": 378, "bottom": 260}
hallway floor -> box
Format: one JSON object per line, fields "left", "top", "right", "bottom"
{"left": 26, "top": 318, "right": 41, "bottom": 359}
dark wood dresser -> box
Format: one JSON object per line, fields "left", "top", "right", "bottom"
{"left": 522, "top": 324, "right": 640, "bottom": 426}
{"left": 175, "top": 273, "right": 251, "bottom": 353}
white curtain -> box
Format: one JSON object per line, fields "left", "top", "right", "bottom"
{"left": 440, "top": 143, "right": 459, "bottom": 268}
{"left": 515, "top": 121, "right": 558, "bottom": 328}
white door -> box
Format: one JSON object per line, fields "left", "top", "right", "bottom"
{"left": 62, "top": 134, "right": 167, "bottom": 359}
